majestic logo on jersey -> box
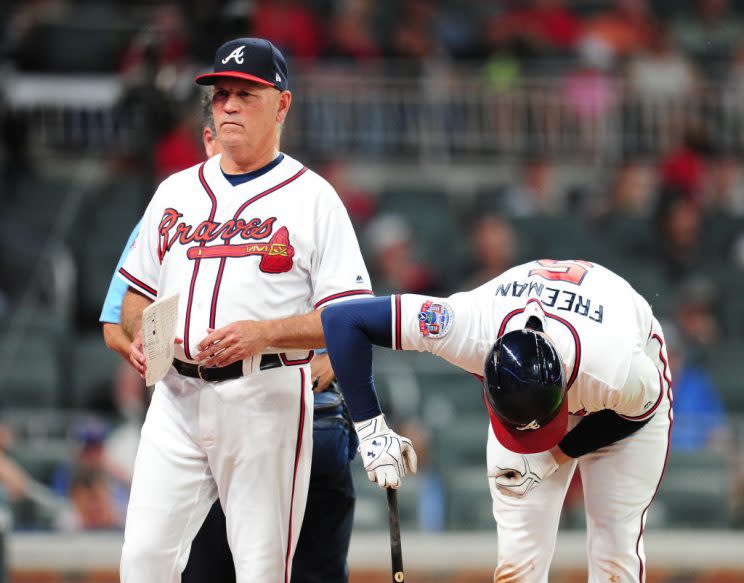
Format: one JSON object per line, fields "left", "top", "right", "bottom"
{"left": 417, "top": 300, "right": 453, "bottom": 338}
{"left": 157, "top": 208, "right": 294, "bottom": 273}
{"left": 221, "top": 46, "right": 245, "bottom": 64}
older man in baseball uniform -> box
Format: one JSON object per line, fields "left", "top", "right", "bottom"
{"left": 321, "top": 259, "right": 673, "bottom": 583}
{"left": 117, "top": 38, "right": 379, "bottom": 582}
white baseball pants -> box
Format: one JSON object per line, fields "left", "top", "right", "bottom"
{"left": 488, "top": 324, "right": 673, "bottom": 583}
{"left": 120, "top": 363, "right": 313, "bottom": 583}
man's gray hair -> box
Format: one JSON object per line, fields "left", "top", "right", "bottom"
{"left": 201, "top": 88, "right": 215, "bottom": 133}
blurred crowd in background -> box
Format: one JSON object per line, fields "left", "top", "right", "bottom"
{"left": 1, "top": 0, "right": 744, "bottom": 538}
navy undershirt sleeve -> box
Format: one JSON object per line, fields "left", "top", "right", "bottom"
{"left": 558, "top": 409, "right": 653, "bottom": 458}
{"left": 321, "top": 296, "right": 393, "bottom": 422}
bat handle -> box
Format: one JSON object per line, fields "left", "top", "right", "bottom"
{"left": 387, "top": 488, "right": 405, "bottom": 583}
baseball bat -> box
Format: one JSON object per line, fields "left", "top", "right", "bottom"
{"left": 386, "top": 488, "right": 405, "bottom": 583}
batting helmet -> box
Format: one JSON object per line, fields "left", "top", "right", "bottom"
{"left": 483, "top": 323, "right": 568, "bottom": 454}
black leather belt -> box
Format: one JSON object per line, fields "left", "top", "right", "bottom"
{"left": 173, "top": 353, "right": 282, "bottom": 381}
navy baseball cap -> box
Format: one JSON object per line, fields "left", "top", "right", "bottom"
{"left": 195, "top": 38, "right": 288, "bottom": 91}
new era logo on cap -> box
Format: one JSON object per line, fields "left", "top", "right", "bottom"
{"left": 195, "top": 38, "right": 288, "bottom": 91}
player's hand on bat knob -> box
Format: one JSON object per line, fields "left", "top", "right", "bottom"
{"left": 196, "top": 321, "right": 269, "bottom": 367}
{"left": 489, "top": 450, "right": 559, "bottom": 498}
{"left": 354, "top": 414, "right": 417, "bottom": 489}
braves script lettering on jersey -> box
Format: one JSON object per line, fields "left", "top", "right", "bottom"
{"left": 322, "top": 260, "right": 672, "bottom": 583}
{"left": 120, "top": 154, "right": 371, "bottom": 360}
{"left": 118, "top": 153, "right": 372, "bottom": 582}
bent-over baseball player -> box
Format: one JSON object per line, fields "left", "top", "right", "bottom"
{"left": 321, "top": 259, "right": 673, "bottom": 583}
{"left": 116, "top": 38, "right": 383, "bottom": 582}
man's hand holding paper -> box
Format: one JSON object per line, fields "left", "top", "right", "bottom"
{"left": 140, "top": 293, "right": 181, "bottom": 385}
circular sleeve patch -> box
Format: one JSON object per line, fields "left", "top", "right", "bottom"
{"left": 417, "top": 300, "right": 454, "bottom": 338}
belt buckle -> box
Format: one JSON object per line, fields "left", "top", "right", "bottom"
{"left": 197, "top": 364, "right": 206, "bottom": 381}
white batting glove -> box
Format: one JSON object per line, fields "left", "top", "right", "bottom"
{"left": 354, "top": 414, "right": 417, "bottom": 489}
{"left": 489, "top": 450, "right": 559, "bottom": 498}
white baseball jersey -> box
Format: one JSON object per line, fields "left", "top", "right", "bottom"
{"left": 389, "top": 259, "right": 672, "bottom": 583}
{"left": 118, "top": 153, "right": 372, "bottom": 583}
{"left": 119, "top": 153, "right": 372, "bottom": 361}
{"left": 391, "top": 259, "right": 662, "bottom": 421}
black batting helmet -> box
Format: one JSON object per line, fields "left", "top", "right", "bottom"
{"left": 483, "top": 325, "right": 568, "bottom": 454}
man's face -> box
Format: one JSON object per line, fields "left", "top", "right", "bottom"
{"left": 211, "top": 79, "right": 291, "bottom": 151}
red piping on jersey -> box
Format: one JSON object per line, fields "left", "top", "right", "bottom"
{"left": 394, "top": 294, "right": 402, "bottom": 350}
{"left": 497, "top": 298, "right": 582, "bottom": 391}
{"left": 234, "top": 167, "right": 307, "bottom": 218}
{"left": 118, "top": 267, "right": 157, "bottom": 298}
{"left": 183, "top": 162, "right": 218, "bottom": 360}
{"left": 635, "top": 333, "right": 673, "bottom": 583}
{"left": 618, "top": 369, "right": 664, "bottom": 421}
{"left": 280, "top": 351, "right": 315, "bottom": 366}
{"left": 208, "top": 167, "right": 308, "bottom": 329}
{"left": 284, "top": 368, "right": 307, "bottom": 583}
{"left": 209, "top": 257, "right": 227, "bottom": 329}
{"left": 314, "top": 289, "right": 374, "bottom": 309}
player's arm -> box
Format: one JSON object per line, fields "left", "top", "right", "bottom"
{"left": 100, "top": 220, "right": 143, "bottom": 361}
{"left": 320, "top": 296, "right": 393, "bottom": 420}
{"left": 320, "top": 296, "right": 417, "bottom": 488}
{"left": 102, "top": 323, "right": 131, "bottom": 361}
{"left": 553, "top": 411, "right": 652, "bottom": 462}
{"left": 121, "top": 288, "right": 152, "bottom": 340}
{"left": 554, "top": 349, "right": 661, "bottom": 461}
{"left": 198, "top": 188, "right": 375, "bottom": 368}
{"left": 195, "top": 310, "right": 326, "bottom": 368}
{"left": 121, "top": 288, "right": 154, "bottom": 376}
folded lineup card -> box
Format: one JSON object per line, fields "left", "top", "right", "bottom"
{"left": 142, "top": 293, "right": 180, "bottom": 386}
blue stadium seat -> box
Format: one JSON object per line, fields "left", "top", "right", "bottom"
{"left": 444, "top": 467, "right": 495, "bottom": 530}
{"left": 654, "top": 452, "right": 730, "bottom": 528}
{"left": 72, "top": 332, "right": 119, "bottom": 411}
{"left": 432, "top": 416, "right": 489, "bottom": 469}
{"left": 0, "top": 331, "right": 61, "bottom": 408}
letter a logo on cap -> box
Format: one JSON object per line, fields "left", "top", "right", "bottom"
{"left": 222, "top": 46, "right": 245, "bottom": 65}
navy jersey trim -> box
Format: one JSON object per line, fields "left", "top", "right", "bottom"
{"left": 618, "top": 370, "right": 664, "bottom": 421}
{"left": 207, "top": 167, "right": 308, "bottom": 330}
{"left": 497, "top": 298, "right": 582, "bottom": 391}
{"left": 119, "top": 267, "right": 157, "bottom": 299}
{"left": 393, "top": 294, "right": 402, "bottom": 350}
{"left": 222, "top": 153, "right": 284, "bottom": 186}
{"left": 620, "top": 332, "right": 671, "bottom": 422}
{"left": 284, "top": 368, "right": 307, "bottom": 583}
{"left": 635, "top": 333, "right": 673, "bottom": 583}
{"left": 183, "top": 162, "right": 219, "bottom": 360}
{"left": 280, "top": 351, "right": 315, "bottom": 366}
{"left": 314, "top": 289, "right": 374, "bottom": 310}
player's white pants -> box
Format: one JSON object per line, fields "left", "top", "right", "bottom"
{"left": 488, "top": 322, "right": 673, "bottom": 583}
{"left": 120, "top": 363, "right": 313, "bottom": 583}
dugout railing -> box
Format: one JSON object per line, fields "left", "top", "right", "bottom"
{"left": 4, "top": 69, "right": 744, "bottom": 163}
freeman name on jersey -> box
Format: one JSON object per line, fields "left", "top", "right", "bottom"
{"left": 494, "top": 280, "right": 604, "bottom": 323}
